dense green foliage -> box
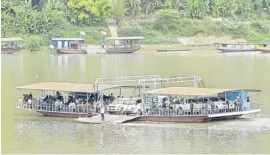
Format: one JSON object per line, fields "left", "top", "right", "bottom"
{"left": 2, "top": 0, "right": 270, "bottom": 49}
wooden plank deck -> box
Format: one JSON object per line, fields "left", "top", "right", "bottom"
{"left": 74, "top": 114, "right": 140, "bottom": 124}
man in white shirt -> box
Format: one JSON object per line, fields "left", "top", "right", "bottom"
{"left": 100, "top": 104, "right": 105, "bottom": 121}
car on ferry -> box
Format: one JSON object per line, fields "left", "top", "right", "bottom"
{"left": 123, "top": 98, "right": 143, "bottom": 115}
{"left": 107, "top": 98, "right": 134, "bottom": 114}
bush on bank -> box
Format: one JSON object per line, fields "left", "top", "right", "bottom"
{"left": 118, "top": 9, "right": 270, "bottom": 44}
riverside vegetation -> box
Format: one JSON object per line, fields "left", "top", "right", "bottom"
{"left": 2, "top": 0, "right": 270, "bottom": 51}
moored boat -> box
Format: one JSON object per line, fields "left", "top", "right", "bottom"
{"left": 1, "top": 37, "right": 23, "bottom": 54}
{"left": 51, "top": 38, "right": 87, "bottom": 54}
{"left": 157, "top": 49, "right": 191, "bottom": 52}
{"left": 215, "top": 43, "right": 260, "bottom": 52}
{"left": 105, "top": 37, "right": 144, "bottom": 54}
{"left": 255, "top": 46, "right": 270, "bottom": 53}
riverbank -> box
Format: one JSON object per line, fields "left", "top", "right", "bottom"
{"left": 6, "top": 18, "right": 270, "bottom": 52}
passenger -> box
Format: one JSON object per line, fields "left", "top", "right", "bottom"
{"left": 77, "top": 102, "right": 84, "bottom": 112}
{"left": 23, "top": 94, "right": 28, "bottom": 103}
{"left": 173, "top": 97, "right": 179, "bottom": 103}
{"left": 27, "top": 95, "right": 32, "bottom": 108}
{"left": 100, "top": 104, "right": 105, "bottom": 121}
{"left": 56, "top": 91, "right": 60, "bottom": 97}
{"left": 68, "top": 101, "right": 76, "bottom": 112}
{"left": 180, "top": 98, "right": 185, "bottom": 104}
{"left": 32, "top": 97, "right": 37, "bottom": 108}
{"left": 28, "top": 92, "right": 33, "bottom": 100}
{"left": 162, "top": 98, "right": 166, "bottom": 108}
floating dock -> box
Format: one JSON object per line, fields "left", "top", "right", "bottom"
{"left": 74, "top": 114, "right": 140, "bottom": 124}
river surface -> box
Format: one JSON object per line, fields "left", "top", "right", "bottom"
{"left": 1, "top": 50, "right": 270, "bottom": 154}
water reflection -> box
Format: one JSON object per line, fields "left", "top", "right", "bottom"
{"left": 14, "top": 118, "right": 270, "bottom": 154}
{"left": 100, "top": 54, "right": 145, "bottom": 77}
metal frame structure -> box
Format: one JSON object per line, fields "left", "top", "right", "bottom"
{"left": 94, "top": 75, "right": 204, "bottom": 106}
{"left": 94, "top": 75, "right": 162, "bottom": 104}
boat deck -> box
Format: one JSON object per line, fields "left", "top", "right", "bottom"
{"left": 74, "top": 114, "right": 140, "bottom": 124}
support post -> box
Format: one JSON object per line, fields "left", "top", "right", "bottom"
{"left": 87, "top": 93, "right": 89, "bottom": 114}
{"left": 17, "top": 89, "right": 19, "bottom": 100}
{"left": 119, "top": 87, "right": 122, "bottom": 97}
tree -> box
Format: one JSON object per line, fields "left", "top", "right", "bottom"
{"left": 186, "top": 0, "right": 209, "bottom": 19}
{"left": 67, "top": 0, "right": 111, "bottom": 25}
{"left": 110, "top": 0, "right": 126, "bottom": 24}
{"left": 124, "top": 0, "right": 141, "bottom": 17}
{"left": 154, "top": 9, "right": 182, "bottom": 33}
{"left": 141, "top": 0, "right": 161, "bottom": 15}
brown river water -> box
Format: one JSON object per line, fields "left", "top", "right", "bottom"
{"left": 1, "top": 50, "right": 270, "bottom": 154}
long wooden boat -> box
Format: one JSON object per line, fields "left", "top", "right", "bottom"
{"left": 135, "top": 87, "right": 262, "bottom": 123}
{"left": 215, "top": 43, "right": 258, "bottom": 52}
{"left": 157, "top": 49, "right": 191, "bottom": 52}
{"left": 106, "top": 37, "right": 144, "bottom": 54}
{"left": 255, "top": 46, "right": 270, "bottom": 53}
{"left": 51, "top": 38, "right": 87, "bottom": 54}
{"left": 56, "top": 48, "right": 87, "bottom": 54}
{"left": 1, "top": 37, "right": 23, "bottom": 54}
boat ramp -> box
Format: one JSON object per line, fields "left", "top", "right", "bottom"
{"left": 75, "top": 114, "right": 140, "bottom": 124}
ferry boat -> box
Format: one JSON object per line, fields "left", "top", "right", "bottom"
{"left": 51, "top": 38, "right": 87, "bottom": 54}
{"left": 1, "top": 37, "right": 23, "bottom": 54}
{"left": 137, "top": 87, "right": 261, "bottom": 122}
{"left": 215, "top": 43, "right": 259, "bottom": 52}
{"left": 105, "top": 37, "right": 144, "bottom": 54}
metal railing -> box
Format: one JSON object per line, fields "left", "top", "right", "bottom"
{"left": 138, "top": 76, "right": 203, "bottom": 88}
{"left": 143, "top": 103, "right": 261, "bottom": 116}
{"left": 95, "top": 75, "right": 161, "bottom": 84}
{"left": 14, "top": 101, "right": 95, "bottom": 114}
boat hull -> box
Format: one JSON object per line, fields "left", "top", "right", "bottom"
{"left": 36, "top": 110, "right": 97, "bottom": 118}
{"left": 157, "top": 49, "right": 191, "bottom": 52}
{"left": 134, "top": 109, "right": 260, "bottom": 123}
{"left": 218, "top": 48, "right": 257, "bottom": 53}
{"left": 56, "top": 49, "right": 87, "bottom": 54}
{"left": 1, "top": 48, "right": 21, "bottom": 54}
{"left": 106, "top": 48, "right": 139, "bottom": 54}
{"left": 136, "top": 115, "right": 208, "bottom": 122}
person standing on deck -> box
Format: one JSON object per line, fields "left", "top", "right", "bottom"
{"left": 100, "top": 104, "right": 105, "bottom": 121}
{"left": 100, "top": 30, "right": 107, "bottom": 48}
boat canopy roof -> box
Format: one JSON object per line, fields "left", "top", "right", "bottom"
{"left": 112, "top": 84, "right": 150, "bottom": 88}
{"left": 106, "top": 37, "right": 144, "bottom": 40}
{"left": 1, "top": 37, "right": 23, "bottom": 42}
{"left": 16, "top": 82, "right": 118, "bottom": 93}
{"left": 145, "top": 87, "right": 261, "bottom": 96}
{"left": 51, "top": 38, "right": 84, "bottom": 41}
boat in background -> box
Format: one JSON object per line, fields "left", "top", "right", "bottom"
{"left": 215, "top": 43, "right": 258, "bottom": 52}
{"left": 157, "top": 49, "right": 191, "bottom": 52}
{"left": 1, "top": 37, "right": 23, "bottom": 54}
{"left": 105, "top": 37, "right": 144, "bottom": 54}
{"left": 51, "top": 38, "right": 87, "bottom": 54}
{"left": 255, "top": 45, "right": 270, "bottom": 53}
